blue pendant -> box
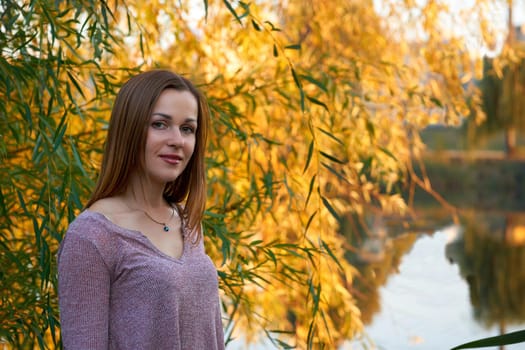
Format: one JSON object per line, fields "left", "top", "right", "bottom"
{"left": 163, "top": 225, "right": 170, "bottom": 232}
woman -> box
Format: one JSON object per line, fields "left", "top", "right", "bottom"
{"left": 57, "top": 70, "right": 225, "bottom": 349}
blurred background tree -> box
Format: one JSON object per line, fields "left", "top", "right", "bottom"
{"left": 1, "top": 0, "right": 522, "bottom": 349}
{"left": 468, "top": 0, "right": 525, "bottom": 156}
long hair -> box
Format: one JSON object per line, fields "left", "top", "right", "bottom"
{"left": 85, "top": 70, "right": 209, "bottom": 241}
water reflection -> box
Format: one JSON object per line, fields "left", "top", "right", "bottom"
{"left": 341, "top": 214, "right": 418, "bottom": 326}
{"left": 446, "top": 212, "right": 525, "bottom": 332}
{"left": 343, "top": 208, "right": 525, "bottom": 350}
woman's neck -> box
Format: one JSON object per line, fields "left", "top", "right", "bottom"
{"left": 123, "top": 174, "right": 169, "bottom": 211}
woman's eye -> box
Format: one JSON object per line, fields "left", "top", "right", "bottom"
{"left": 181, "top": 125, "right": 195, "bottom": 134}
{"left": 152, "top": 121, "right": 167, "bottom": 129}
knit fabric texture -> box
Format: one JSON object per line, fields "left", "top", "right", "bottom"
{"left": 57, "top": 210, "right": 225, "bottom": 350}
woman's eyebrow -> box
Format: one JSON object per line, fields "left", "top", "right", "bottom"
{"left": 151, "top": 112, "right": 172, "bottom": 120}
{"left": 151, "top": 113, "right": 198, "bottom": 123}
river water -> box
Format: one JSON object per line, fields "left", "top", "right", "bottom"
{"left": 343, "top": 223, "right": 525, "bottom": 350}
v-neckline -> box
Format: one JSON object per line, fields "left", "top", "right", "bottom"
{"left": 86, "top": 210, "right": 186, "bottom": 262}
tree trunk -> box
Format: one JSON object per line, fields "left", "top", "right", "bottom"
{"left": 504, "top": 127, "right": 517, "bottom": 157}
{"left": 504, "top": 2, "right": 517, "bottom": 159}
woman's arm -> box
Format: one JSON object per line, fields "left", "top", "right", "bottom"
{"left": 57, "top": 228, "right": 110, "bottom": 349}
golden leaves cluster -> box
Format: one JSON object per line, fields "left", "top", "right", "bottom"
{"left": 3, "top": 0, "right": 519, "bottom": 348}
{"left": 92, "top": 0, "right": 517, "bottom": 347}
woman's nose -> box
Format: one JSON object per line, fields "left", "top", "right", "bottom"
{"left": 168, "top": 128, "right": 184, "bottom": 147}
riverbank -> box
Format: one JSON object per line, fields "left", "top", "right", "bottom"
{"left": 411, "top": 150, "right": 525, "bottom": 212}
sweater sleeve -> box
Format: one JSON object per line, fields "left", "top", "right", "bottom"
{"left": 58, "top": 225, "right": 111, "bottom": 350}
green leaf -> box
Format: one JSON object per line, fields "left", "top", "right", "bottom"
{"left": 70, "top": 137, "right": 88, "bottom": 176}
{"left": 321, "top": 239, "right": 343, "bottom": 270}
{"left": 305, "top": 175, "right": 316, "bottom": 207}
{"left": 67, "top": 71, "right": 86, "bottom": 98}
{"left": 52, "top": 112, "right": 68, "bottom": 152}
{"left": 430, "top": 96, "right": 443, "bottom": 107}
{"left": 366, "top": 119, "right": 375, "bottom": 138}
{"left": 291, "top": 67, "right": 302, "bottom": 89}
{"left": 285, "top": 44, "right": 301, "bottom": 50}
{"left": 359, "top": 156, "right": 373, "bottom": 176}
{"left": 264, "top": 20, "right": 281, "bottom": 31}
{"left": 379, "top": 146, "right": 397, "bottom": 160}
{"left": 300, "top": 74, "right": 328, "bottom": 92}
{"left": 306, "top": 95, "right": 329, "bottom": 111}
{"left": 223, "top": 0, "right": 242, "bottom": 24}
{"left": 251, "top": 19, "right": 261, "bottom": 31}
{"left": 299, "top": 89, "right": 305, "bottom": 111}
{"left": 303, "top": 140, "right": 314, "bottom": 173}
{"left": 203, "top": 0, "right": 209, "bottom": 19}
{"left": 139, "top": 33, "right": 145, "bottom": 56}
{"left": 265, "top": 248, "right": 277, "bottom": 267}
{"left": 320, "top": 151, "right": 346, "bottom": 164}
{"left": 321, "top": 162, "right": 349, "bottom": 183}
{"left": 317, "top": 127, "right": 344, "bottom": 145}
{"left": 304, "top": 210, "right": 317, "bottom": 234}
{"left": 451, "top": 330, "right": 525, "bottom": 349}
{"left": 321, "top": 196, "right": 340, "bottom": 221}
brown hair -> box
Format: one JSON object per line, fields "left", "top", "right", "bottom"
{"left": 85, "top": 70, "right": 209, "bottom": 241}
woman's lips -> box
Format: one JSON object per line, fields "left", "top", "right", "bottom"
{"left": 159, "top": 154, "right": 182, "bottom": 165}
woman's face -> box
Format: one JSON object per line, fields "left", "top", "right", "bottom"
{"left": 142, "top": 88, "right": 198, "bottom": 185}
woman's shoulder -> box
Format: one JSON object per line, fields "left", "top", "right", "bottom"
{"left": 60, "top": 206, "right": 131, "bottom": 268}
{"left": 64, "top": 210, "right": 116, "bottom": 249}
{"left": 68, "top": 208, "right": 110, "bottom": 231}
{"left": 58, "top": 210, "right": 118, "bottom": 268}
{"left": 64, "top": 197, "right": 128, "bottom": 248}
{"left": 77, "top": 197, "right": 130, "bottom": 231}
{"left": 87, "top": 197, "right": 122, "bottom": 219}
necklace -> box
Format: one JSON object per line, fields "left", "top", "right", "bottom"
{"left": 142, "top": 206, "right": 175, "bottom": 232}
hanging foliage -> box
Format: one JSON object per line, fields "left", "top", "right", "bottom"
{"left": 1, "top": 0, "right": 521, "bottom": 349}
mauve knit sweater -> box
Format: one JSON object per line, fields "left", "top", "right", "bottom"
{"left": 57, "top": 210, "right": 225, "bottom": 350}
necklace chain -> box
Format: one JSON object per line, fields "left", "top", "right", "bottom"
{"left": 142, "top": 206, "right": 175, "bottom": 232}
